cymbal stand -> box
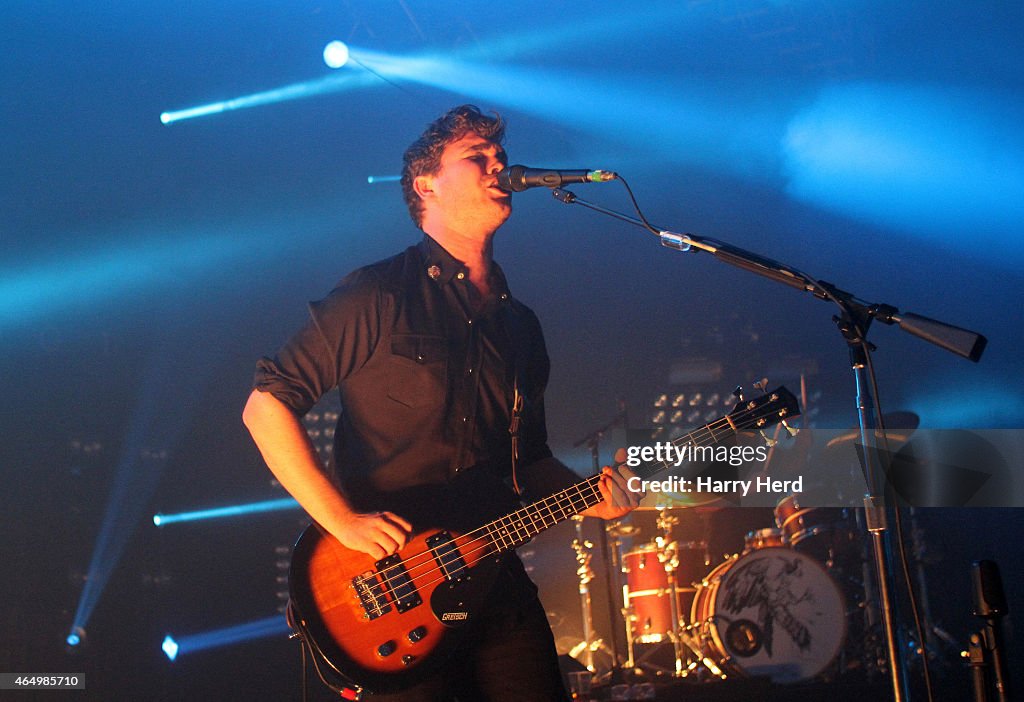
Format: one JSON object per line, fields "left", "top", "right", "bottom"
{"left": 654, "top": 511, "right": 686, "bottom": 676}
{"left": 608, "top": 523, "right": 638, "bottom": 673}
{"left": 656, "top": 510, "right": 727, "bottom": 681}
{"left": 569, "top": 515, "right": 615, "bottom": 672}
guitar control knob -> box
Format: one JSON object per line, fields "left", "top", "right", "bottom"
{"left": 376, "top": 640, "right": 397, "bottom": 657}
{"left": 408, "top": 626, "right": 428, "bottom": 643}
{"left": 402, "top": 654, "right": 416, "bottom": 666}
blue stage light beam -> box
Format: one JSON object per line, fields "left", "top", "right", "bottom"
{"left": 69, "top": 336, "right": 220, "bottom": 642}
{"left": 355, "top": 51, "right": 1022, "bottom": 269}
{"left": 455, "top": 1, "right": 699, "bottom": 64}
{"left": 908, "top": 376, "right": 1024, "bottom": 429}
{"left": 158, "top": 3, "right": 697, "bottom": 126}
{"left": 2, "top": 196, "right": 391, "bottom": 336}
{"left": 153, "top": 498, "right": 300, "bottom": 526}
{"left": 160, "top": 70, "right": 377, "bottom": 124}
{"left": 2, "top": 229, "right": 253, "bottom": 332}
{"left": 367, "top": 174, "right": 401, "bottom": 184}
{"left": 162, "top": 616, "right": 291, "bottom": 660}
{"left": 351, "top": 51, "right": 780, "bottom": 173}
{"left": 782, "top": 83, "right": 1024, "bottom": 262}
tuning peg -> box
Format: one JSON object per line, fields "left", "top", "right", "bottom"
{"left": 732, "top": 386, "right": 745, "bottom": 402}
{"left": 781, "top": 420, "right": 800, "bottom": 437}
{"left": 753, "top": 377, "right": 769, "bottom": 393}
{"left": 759, "top": 429, "right": 778, "bottom": 447}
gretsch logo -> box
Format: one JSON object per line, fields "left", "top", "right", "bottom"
{"left": 441, "top": 611, "right": 468, "bottom": 621}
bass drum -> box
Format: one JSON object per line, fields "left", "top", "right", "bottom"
{"left": 691, "top": 548, "right": 845, "bottom": 683}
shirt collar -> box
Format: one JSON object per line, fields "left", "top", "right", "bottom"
{"left": 417, "top": 235, "right": 512, "bottom": 303}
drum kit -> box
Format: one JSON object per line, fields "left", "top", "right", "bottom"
{"left": 563, "top": 411, "right": 927, "bottom": 688}
{"left": 600, "top": 498, "right": 854, "bottom": 685}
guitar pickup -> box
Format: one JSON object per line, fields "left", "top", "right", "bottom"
{"left": 427, "top": 531, "right": 467, "bottom": 581}
{"left": 375, "top": 554, "right": 422, "bottom": 614}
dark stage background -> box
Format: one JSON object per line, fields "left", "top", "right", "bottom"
{"left": 2, "top": 1, "right": 1022, "bottom": 700}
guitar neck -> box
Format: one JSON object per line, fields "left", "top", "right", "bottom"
{"left": 484, "top": 415, "right": 739, "bottom": 553}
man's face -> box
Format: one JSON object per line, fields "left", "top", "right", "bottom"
{"left": 419, "top": 132, "right": 511, "bottom": 235}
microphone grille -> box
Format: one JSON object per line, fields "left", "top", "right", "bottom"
{"left": 497, "top": 165, "right": 528, "bottom": 192}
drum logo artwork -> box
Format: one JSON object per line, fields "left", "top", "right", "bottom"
{"left": 693, "top": 548, "right": 845, "bottom": 682}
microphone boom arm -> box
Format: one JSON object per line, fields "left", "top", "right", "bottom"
{"left": 550, "top": 188, "right": 986, "bottom": 358}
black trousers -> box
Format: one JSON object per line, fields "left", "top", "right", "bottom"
{"left": 365, "top": 565, "right": 569, "bottom": 702}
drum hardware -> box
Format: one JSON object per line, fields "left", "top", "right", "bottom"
{"left": 606, "top": 523, "right": 641, "bottom": 538}
{"left": 653, "top": 512, "right": 688, "bottom": 676}
{"left": 569, "top": 515, "right": 616, "bottom": 673}
{"left": 619, "top": 508, "right": 723, "bottom": 681}
{"left": 906, "top": 506, "right": 961, "bottom": 670}
{"left": 570, "top": 406, "right": 629, "bottom": 681}
{"left": 743, "top": 527, "right": 786, "bottom": 553}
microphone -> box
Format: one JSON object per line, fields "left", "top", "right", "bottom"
{"left": 496, "top": 164, "right": 618, "bottom": 193}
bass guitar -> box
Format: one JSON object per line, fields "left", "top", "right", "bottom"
{"left": 288, "top": 385, "right": 799, "bottom": 696}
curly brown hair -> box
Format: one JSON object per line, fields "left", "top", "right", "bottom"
{"left": 401, "top": 105, "right": 505, "bottom": 228}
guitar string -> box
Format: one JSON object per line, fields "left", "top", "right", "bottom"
{"left": 352, "top": 476, "right": 606, "bottom": 617}
{"left": 351, "top": 399, "right": 791, "bottom": 609}
{"left": 357, "top": 414, "right": 720, "bottom": 602}
{"left": 356, "top": 480, "right": 608, "bottom": 618}
{"left": 355, "top": 401, "right": 785, "bottom": 611}
{"left": 354, "top": 400, "right": 789, "bottom": 609}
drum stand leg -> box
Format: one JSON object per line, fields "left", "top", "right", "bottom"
{"left": 622, "top": 583, "right": 637, "bottom": 671}
{"left": 620, "top": 575, "right": 726, "bottom": 681}
{"left": 656, "top": 512, "right": 726, "bottom": 681}
{"left": 664, "top": 568, "right": 687, "bottom": 677}
{"left": 570, "top": 516, "right": 614, "bottom": 672}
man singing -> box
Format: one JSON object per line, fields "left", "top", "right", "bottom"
{"left": 243, "top": 105, "right": 640, "bottom": 701}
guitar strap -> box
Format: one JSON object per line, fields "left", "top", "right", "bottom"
{"left": 509, "top": 377, "right": 524, "bottom": 496}
{"left": 504, "top": 300, "right": 528, "bottom": 498}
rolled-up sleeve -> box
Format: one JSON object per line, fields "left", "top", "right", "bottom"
{"left": 253, "top": 269, "right": 384, "bottom": 416}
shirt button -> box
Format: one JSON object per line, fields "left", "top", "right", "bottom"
{"left": 456, "top": 272, "right": 465, "bottom": 280}
{"left": 467, "top": 319, "right": 473, "bottom": 325}
{"left": 468, "top": 368, "right": 473, "bottom": 374}
{"left": 500, "top": 293, "right": 508, "bottom": 301}
{"left": 462, "top": 417, "right": 468, "bottom": 422}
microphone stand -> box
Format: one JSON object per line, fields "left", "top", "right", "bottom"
{"left": 551, "top": 187, "right": 988, "bottom": 702}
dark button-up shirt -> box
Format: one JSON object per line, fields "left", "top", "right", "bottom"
{"left": 253, "top": 236, "right": 553, "bottom": 514}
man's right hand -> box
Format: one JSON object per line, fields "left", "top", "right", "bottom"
{"left": 244, "top": 390, "right": 414, "bottom": 561}
{"left": 334, "top": 511, "right": 413, "bottom": 560}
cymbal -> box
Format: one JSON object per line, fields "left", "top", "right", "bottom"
{"left": 606, "top": 523, "right": 641, "bottom": 537}
{"left": 636, "top": 490, "right": 728, "bottom": 511}
{"left": 825, "top": 411, "right": 920, "bottom": 450}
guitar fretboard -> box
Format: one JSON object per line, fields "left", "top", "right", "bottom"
{"left": 483, "top": 414, "right": 741, "bottom": 553}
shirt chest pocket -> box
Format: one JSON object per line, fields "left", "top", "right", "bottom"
{"left": 386, "top": 334, "right": 448, "bottom": 408}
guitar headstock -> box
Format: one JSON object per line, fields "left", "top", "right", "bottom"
{"left": 727, "top": 384, "right": 801, "bottom": 436}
